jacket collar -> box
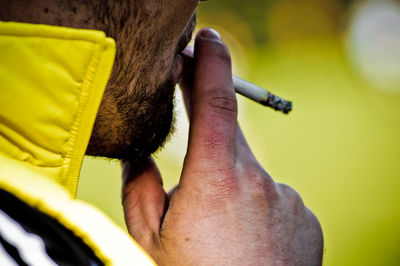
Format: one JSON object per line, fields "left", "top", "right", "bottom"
{"left": 0, "top": 22, "right": 116, "bottom": 197}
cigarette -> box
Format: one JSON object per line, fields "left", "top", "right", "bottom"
{"left": 182, "top": 49, "right": 293, "bottom": 114}
{"left": 232, "top": 76, "right": 292, "bottom": 114}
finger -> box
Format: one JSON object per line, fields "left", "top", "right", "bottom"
{"left": 182, "top": 45, "right": 258, "bottom": 168}
{"left": 179, "top": 46, "right": 195, "bottom": 117}
{"left": 184, "top": 28, "right": 237, "bottom": 170}
{"left": 181, "top": 46, "right": 256, "bottom": 164}
{"left": 121, "top": 158, "right": 167, "bottom": 251}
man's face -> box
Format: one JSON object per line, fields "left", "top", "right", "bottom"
{"left": 85, "top": 0, "right": 201, "bottom": 161}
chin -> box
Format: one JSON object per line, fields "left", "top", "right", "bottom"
{"left": 87, "top": 72, "right": 176, "bottom": 161}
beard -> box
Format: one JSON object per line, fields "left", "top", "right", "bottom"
{"left": 112, "top": 75, "right": 176, "bottom": 161}
{"left": 86, "top": 14, "right": 196, "bottom": 162}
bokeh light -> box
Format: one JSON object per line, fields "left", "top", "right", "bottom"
{"left": 347, "top": 0, "right": 400, "bottom": 93}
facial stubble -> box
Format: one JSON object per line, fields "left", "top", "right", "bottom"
{"left": 86, "top": 14, "right": 196, "bottom": 162}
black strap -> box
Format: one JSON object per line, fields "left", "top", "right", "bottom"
{"left": 0, "top": 189, "right": 104, "bottom": 266}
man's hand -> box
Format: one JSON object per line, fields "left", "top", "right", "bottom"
{"left": 121, "top": 28, "right": 323, "bottom": 265}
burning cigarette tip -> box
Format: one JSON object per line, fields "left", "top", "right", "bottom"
{"left": 264, "top": 93, "right": 293, "bottom": 114}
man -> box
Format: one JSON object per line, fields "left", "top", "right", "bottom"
{"left": 0, "top": 0, "right": 323, "bottom": 265}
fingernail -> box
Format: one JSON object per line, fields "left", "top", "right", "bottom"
{"left": 182, "top": 46, "right": 194, "bottom": 57}
{"left": 199, "top": 28, "right": 221, "bottom": 40}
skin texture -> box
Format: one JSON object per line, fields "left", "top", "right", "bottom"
{"left": 122, "top": 30, "right": 324, "bottom": 265}
{"left": 1, "top": 1, "right": 324, "bottom": 264}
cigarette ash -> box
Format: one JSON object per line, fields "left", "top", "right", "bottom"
{"left": 263, "top": 93, "right": 293, "bottom": 114}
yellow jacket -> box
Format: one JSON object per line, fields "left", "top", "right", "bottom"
{"left": 0, "top": 21, "right": 155, "bottom": 265}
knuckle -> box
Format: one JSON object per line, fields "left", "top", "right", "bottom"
{"left": 249, "top": 167, "right": 274, "bottom": 186}
{"left": 206, "top": 88, "right": 237, "bottom": 116}
{"left": 277, "top": 183, "right": 296, "bottom": 197}
{"left": 307, "top": 208, "right": 324, "bottom": 237}
{"left": 253, "top": 179, "right": 279, "bottom": 203}
{"left": 242, "top": 168, "right": 279, "bottom": 203}
{"left": 306, "top": 208, "right": 321, "bottom": 228}
{"left": 304, "top": 207, "right": 324, "bottom": 249}
{"left": 277, "top": 183, "right": 305, "bottom": 211}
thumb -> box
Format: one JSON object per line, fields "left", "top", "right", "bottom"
{"left": 121, "top": 158, "right": 167, "bottom": 251}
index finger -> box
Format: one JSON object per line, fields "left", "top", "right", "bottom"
{"left": 184, "top": 29, "right": 237, "bottom": 170}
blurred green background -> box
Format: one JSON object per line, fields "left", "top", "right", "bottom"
{"left": 77, "top": 0, "right": 400, "bottom": 265}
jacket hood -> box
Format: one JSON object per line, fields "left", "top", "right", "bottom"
{"left": 0, "top": 21, "right": 116, "bottom": 197}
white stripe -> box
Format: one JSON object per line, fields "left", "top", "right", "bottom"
{"left": 0, "top": 209, "right": 57, "bottom": 266}
{"left": 0, "top": 243, "right": 18, "bottom": 266}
